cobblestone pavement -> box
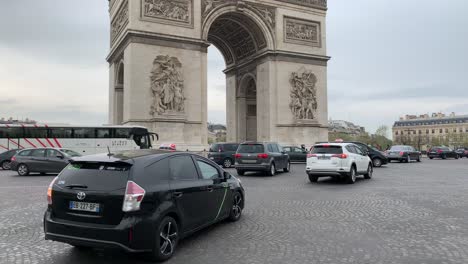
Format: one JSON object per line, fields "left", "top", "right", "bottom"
{"left": 1, "top": 159, "right": 468, "bottom": 264}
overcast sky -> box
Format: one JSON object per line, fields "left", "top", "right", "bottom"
{"left": 0, "top": 0, "right": 467, "bottom": 134}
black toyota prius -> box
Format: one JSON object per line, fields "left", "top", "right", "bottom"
{"left": 43, "top": 149, "right": 244, "bottom": 261}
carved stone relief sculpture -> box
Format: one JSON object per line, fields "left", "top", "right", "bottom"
{"left": 249, "top": 4, "right": 276, "bottom": 29}
{"left": 111, "top": 0, "right": 129, "bottom": 44}
{"left": 142, "top": 0, "right": 193, "bottom": 27}
{"left": 149, "top": 55, "right": 186, "bottom": 116}
{"left": 289, "top": 67, "right": 318, "bottom": 120}
{"left": 276, "top": 0, "right": 327, "bottom": 10}
{"left": 284, "top": 17, "right": 321, "bottom": 47}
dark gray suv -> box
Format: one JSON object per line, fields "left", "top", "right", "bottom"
{"left": 234, "top": 142, "right": 290, "bottom": 176}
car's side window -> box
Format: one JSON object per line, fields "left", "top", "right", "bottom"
{"left": 169, "top": 155, "right": 198, "bottom": 181}
{"left": 346, "top": 146, "right": 355, "bottom": 154}
{"left": 294, "top": 147, "right": 303, "bottom": 153}
{"left": 19, "top": 150, "right": 32, "bottom": 156}
{"left": 31, "top": 149, "right": 46, "bottom": 157}
{"left": 353, "top": 145, "right": 363, "bottom": 155}
{"left": 46, "top": 149, "right": 60, "bottom": 158}
{"left": 196, "top": 160, "right": 220, "bottom": 180}
{"left": 272, "top": 144, "right": 280, "bottom": 153}
{"left": 283, "top": 147, "right": 291, "bottom": 152}
{"left": 141, "top": 158, "right": 170, "bottom": 185}
{"left": 267, "top": 144, "right": 274, "bottom": 152}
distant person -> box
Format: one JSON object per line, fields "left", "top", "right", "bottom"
{"left": 386, "top": 144, "right": 390, "bottom": 150}
{"left": 301, "top": 144, "right": 306, "bottom": 151}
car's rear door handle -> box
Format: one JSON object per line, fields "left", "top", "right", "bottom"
{"left": 173, "top": 191, "right": 183, "bottom": 198}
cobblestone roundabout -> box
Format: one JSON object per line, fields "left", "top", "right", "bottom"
{"left": 1, "top": 159, "right": 468, "bottom": 264}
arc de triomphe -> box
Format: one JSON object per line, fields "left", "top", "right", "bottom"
{"left": 107, "top": 0, "right": 329, "bottom": 150}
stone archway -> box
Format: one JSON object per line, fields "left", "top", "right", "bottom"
{"left": 107, "top": 0, "right": 330, "bottom": 150}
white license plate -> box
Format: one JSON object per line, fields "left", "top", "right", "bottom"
{"left": 69, "top": 201, "right": 100, "bottom": 213}
{"left": 318, "top": 156, "right": 330, "bottom": 160}
{"left": 242, "top": 160, "right": 257, "bottom": 163}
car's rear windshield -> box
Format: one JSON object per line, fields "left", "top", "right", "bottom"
{"left": 57, "top": 162, "right": 131, "bottom": 191}
{"left": 312, "top": 145, "right": 343, "bottom": 154}
{"left": 390, "top": 146, "right": 407, "bottom": 151}
{"left": 237, "top": 144, "right": 264, "bottom": 153}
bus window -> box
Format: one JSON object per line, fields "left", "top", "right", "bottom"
{"left": 96, "top": 129, "right": 111, "bottom": 138}
{"left": 114, "top": 128, "right": 131, "bottom": 138}
{"left": 73, "top": 128, "right": 95, "bottom": 138}
{"left": 24, "top": 127, "right": 47, "bottom": 138}
{"left": 133, "top": 135, "right": 149, "bottom": 149}
{"left": 0, "top": 127, "right": 23, "bottom": 138}
{"left": 49, "top": 128, "right": 73, "bottom": 138}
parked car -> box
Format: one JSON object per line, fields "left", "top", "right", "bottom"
{"left": 343, "top": 141, "right": 388, "bottom": 168}
{"left": 306, "top": 143, "right": 373, "bottom": 184}
{"left": 386, "top": 145, "right": 421, "bottom": 163}
{"left": 283, "top": 146, "right": 308, "bottom": 162}
{"left": 208, "top": 142, "right": 239, "bottom": 168}
{"left": 0, "top": 149, "right": 20, "bottom": 170}
{"left": 44, "top": 150, "right": 244, "bottom": 262}
{"left": 10, "top": 148, "right": 81, "bottom": 176}
{"left": 427, "top": 147, "right": 459, "bottom": 159}
{"left": 455, "top": 148, "right": 468, "bottom": 158}
{"left": 234, "top": 142, "right": 290, "bottom": 176}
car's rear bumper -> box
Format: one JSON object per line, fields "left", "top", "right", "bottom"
{"left": 235, "top": 164, "right": 269, "bottom": 171}
{"left": 43, "top": 210, "right": 152, "bottom": 252}
{"left": 306, "top": 167, "right": 349, "bottom": 177}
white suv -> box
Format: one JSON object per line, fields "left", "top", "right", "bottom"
{"left": 306, "top": 143, "right": 373, "bottom": 184}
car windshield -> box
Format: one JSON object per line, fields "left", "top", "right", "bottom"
{"left": 237, "top": 144, "right": 264, "bottom": 153}
{"left": 60, "top": 149, "right": 81, "bottom": 157}
{"left": 369, "top": 146, "right": 380, "bottom": 152}
{"left": 312, "top": 145, "right": 343, "bottom": 154}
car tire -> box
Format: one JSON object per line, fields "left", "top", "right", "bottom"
{"left": 405, "top": 155, "right": 411, "bottom": 163}
{"left": 228, "top": 192, "right": 243, "bottom": 222}
{"left": 267, "top": 163, "right": 276, "bottom": 176}
{"left": 236, "top": 170, "right": 245, "bottom": 176}
{"left": 441, "top": 155, "right": 447, "bottom": 160}
{"left": 308, "top": 174, "right": 318, "bottom": 183}
{"left": 1, "top": 161, "right": 11, "bottom": 170}
{"left": 364, "top": 164, "right": 373, "bottom": 179}
{"left": 417, "top": 156, "right": 421, "bottom": 162}
{"left": 149, "top": 216, "right": 179, "bottom": 262}
{"left": 372, "top": 158, "right": 382, "bottom": 167}
{"left": 283, "top": 161, "right": 291, "bottom": 172}
{"left": 455, "top": 155, "right": 459, "bottom": 160}
{"left": 429, "top": 157, "right": 433, "bottom": 160}
{"left": 17, "top": 164, "right": 29, "bottom": 176}
{"left": 222, "top": 158, "right": 233, "bottom": 168}
{"left": 347, "top": 166, "right": 357, "bottom": 184}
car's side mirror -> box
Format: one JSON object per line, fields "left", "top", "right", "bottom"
{"left": 223, "top": 171, "right": 231, "bottom": 180}
{"left": 56, "top": 155, "right": 64, "bottom": 159}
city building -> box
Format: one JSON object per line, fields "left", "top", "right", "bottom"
{"left": 328, "top": 119, "right": 366, "bottom": 136}
{"left": 393, "top": 112, "right": 468, "bottom": 150}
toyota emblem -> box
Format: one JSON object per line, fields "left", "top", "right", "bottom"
{"left": 77, "top": 192, "right": 86, "bottom": 200}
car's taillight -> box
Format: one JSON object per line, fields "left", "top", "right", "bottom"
{"left": 437, "top": 149, "right": 442, "bottom": 153}
{"left": 257, "top": 153, "right": 269, "bottom": 159}
{"left": 332, "top": 153, "right": 348, "bottom": 159}
{"left": 11, "top": 156, "right": 16, "bottom": 162}
{"left": 47, "top": 176, "right": 58, "bottom": 205}
{"left": 234, "top": 153, "right": 242, "bottom": 159}
{"left": 399, "top": 151, "right": 404, "bottom": 156}
{"left": 307, "top": 154, "right": 317, "bottom": 158}
{"left": 122, "top": 181, "right": 145, "bottom": 212}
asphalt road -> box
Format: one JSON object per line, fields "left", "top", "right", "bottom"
{"left": 1, "top": 158, "right": 468, "bottom": 264}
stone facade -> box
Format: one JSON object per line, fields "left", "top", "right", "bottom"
{"left": 107, "top": 0, "right": 329, "bottom": 150}
{"left": 393, "top": 112, "right": 468, "bottom": 150}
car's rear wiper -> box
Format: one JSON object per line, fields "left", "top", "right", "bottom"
{"left": 65, "top": 184, "right": 88, "bottom": 189}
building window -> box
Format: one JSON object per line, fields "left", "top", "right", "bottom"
{"left": 418, "top": 130, "right": 422, "bottom": 134}
{"left": 445, "top": 128, "right": 449, "bottom": 133}
{"left": 454, "top": 128, "right": 457, "bottom": 133}
{"left": 413, "top": 131, "right": 416, "bottom": 135}
{"left": 432, "top": 129, "right": 435, "bottom": 134}
{"left": 440, "top": 129, "right": 443, "bottom": 133}
{"left": 426, "top": 129, "right": 429, "bottom": 134}
{"left": 395, "top": 131, "right": 399, "bottom": 135}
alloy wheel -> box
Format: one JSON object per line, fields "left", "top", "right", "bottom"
{"left": 232, "top": 194, "right": 242, "bottom": 219}
{"left": 223, "top": 159, "right": 232, "bottom": 168}
{"left": 160, "top": 221, "right": 178, "bottom": 256}
{"left": 2, "top": 161, "right": 11, "bottom": 170}
{"left": 373, "top": 158, "right": 382, "bottom": 167}
{"left": 18, "top": 165, "right": 28, "bottom": 176}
